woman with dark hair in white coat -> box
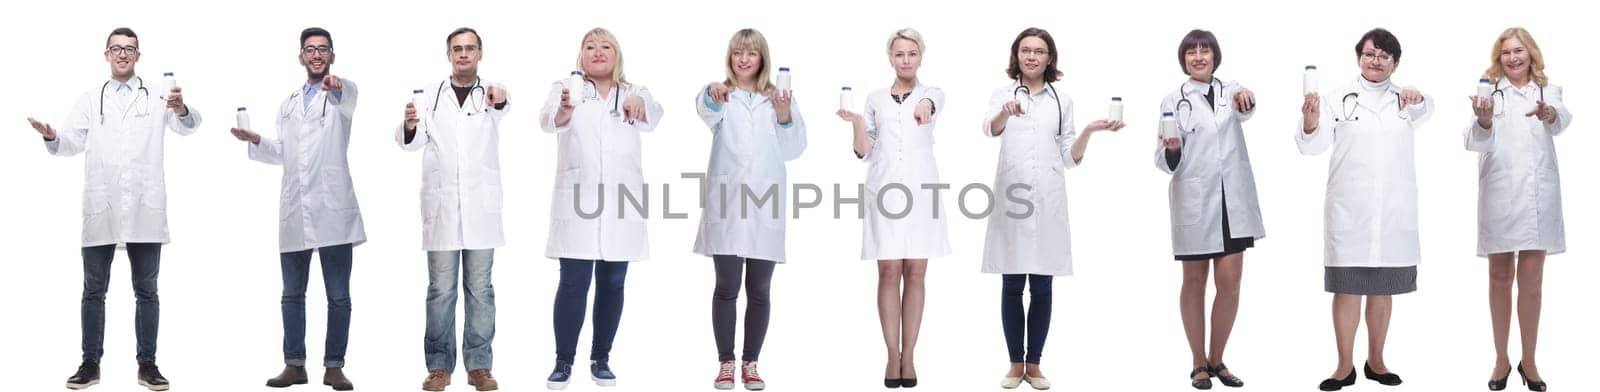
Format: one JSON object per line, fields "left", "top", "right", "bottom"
{"left": 836, "top": 27, "right": 950, "bottom": 389}
{"left": 1155, "top": 29, "right": 1262, "bottom": 390}
{"left": 983, "top": 27, "right": 1122, "bottom": 390}
{"left": 1465, "top": 27, "right": 1568, "bottom": 392}
{"left": 1298, "top": 28, "right": 1432, "bottom": 392}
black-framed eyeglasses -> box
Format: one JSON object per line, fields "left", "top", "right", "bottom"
{"left": 106, "top": 46, "right": 139, "bottom": 56}
{"left": 301, "top": 45, "right": 333, "bottom": 55}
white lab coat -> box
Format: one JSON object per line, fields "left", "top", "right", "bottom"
{"left": 394, "top": 78, "right": 509, "bottom": 251}
{"left": 692, "top": 86, "right": 807, "bottom": 263}
{"left": 248, "top": 80, "right": 367, "bottom": 253}
{"left": 1155, "top": 79, "right": 1265, "bottom": 256}
{"left": 980, "top": 81, "right": 1076, "bottom": 276}
{"left": 858, "top": 83, "right": 952, "bottom": 260}
{"left": 540, "top": 80, "right": 664, "bottom": 261}
{"left": 44, "top": 77, "right": 202, "bottom": 247}
{"left": 1464, "top": 80, "right": 1571, "bottom": 257}
{"left": 1296, "top": 77, "right": 1433, "bottom": 267}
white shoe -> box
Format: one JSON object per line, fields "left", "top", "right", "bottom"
{"left": 1023, "top": 374, "right": 1052, "bottom": 390}
{"left": 1001, "top": 375, "right": 1023, "bottom": 389}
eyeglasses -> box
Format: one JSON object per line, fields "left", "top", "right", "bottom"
{"left": 1360, "top": 52, "right": 1393, "bottom": 63}
{"left": 301, "top": 45, "right": 333, "bottom": 55}
{"left": 1018, "top": 48, "right": 1050, "bottom": 58}
{"left": 450, "top": 45, "right": 480, "bottom": 54}
{"left": 106, "top": 46, "right": 140, "bottom": 56}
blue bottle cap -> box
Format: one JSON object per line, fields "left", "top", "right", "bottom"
{"left": 1479, "top": 77, "right": 1492, "bottom": 83}
{"left": 1112, "top": 97, "right": 1122, "bottom": 101}
{"left": 237, "top": 107, "right": 247, "bottom": 111}
{"left": 163, "top": 72, "right": 174, "bottom": 77}
{"left": 779, "top": 67, "right": 790, "bottom": 72}
{"left": 841, "top": 86, "right": 852, "bottom": 91}
{"left": 1162, "top": 111, "right": 1174, "bottom": 117}
{"left": 571, "top": 70, "right": 583, "bottom": 76}
{"left": 413, "top": 89, "right": 425, "bottom": 94}
{"left": 1305, "top": 65, "right": 1317, "bottom": 70}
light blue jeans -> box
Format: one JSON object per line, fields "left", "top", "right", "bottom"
{"left": 424, "top": 249, "right": 496, "bottom": 371}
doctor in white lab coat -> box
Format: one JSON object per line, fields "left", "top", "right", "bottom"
{"left": 227, "top": 27, "right": 362, "bottom": 390}
{"left": 537, "top": 27, "right": 663, "bottom": 388}
{"left": 694, "top": 28, "right": 805, "bottom": 389}
{"left": 1298, "top": 28, "right": 1430, "bottom": 390}
{"left": 27, "top": 27, "right": 197, "bottom": 391}
{"left": 396, "top": 27, "right": 508, "bottom": 390}
{"left": 834, "top": 28, "right": 949, "bottom": 386}
{"left": 1464, "top": 27, "right": 1568, "bottom": 390}
{"left": 1153, "top": 29, "right": 1261, "bottom": 390}
{"left": 981, "top": 28, "right": 1121, "bottom": 390}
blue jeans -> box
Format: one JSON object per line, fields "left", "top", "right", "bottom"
{"left": 81, "top": 243, "right": 161, "bottom": 363}
{"left": 425, "top": 249, "right": 496, "bottom": 371}
{"left": 1001, "top": 274, "right": 1053, "bottom": 364}
{"left": 280, "top": 244, "right": 353, "bottom": 368}
{"left": 554, "top": 259, "right": 629, "bottom": 364}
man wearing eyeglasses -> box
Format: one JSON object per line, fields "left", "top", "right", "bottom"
{"left": 227, "top": 27, "right": 362, "bottom": 391}
{"left": 26, "top": 27, "right": 201, "bottom": 392}
{"left": 396, "top": 27, "right": 509, "bottom": 392}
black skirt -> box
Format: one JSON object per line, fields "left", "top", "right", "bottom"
{"left": 1176, "top": 188, "right": 1255, "bottom": 261}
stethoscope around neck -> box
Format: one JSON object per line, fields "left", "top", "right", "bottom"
{"left": 574, "top": 74, "right": 634, "bottom": 125}
{"left": 1333, "top": 90, "right": 1409, "bottom": 124}
{"left": 285, "top": 83, "right": 332, "bottom": 121}
{"left": 1012, "top": 82, "right": 1063, "bottom": 135}
{"left": 433, "top": 78, "right": 488, "bottom": 117}
{"left": 1488, "top": 82, "right": 1545, "bottom": 117}
{"left": 99, "top": 77, "right": 152, "bottom": 125}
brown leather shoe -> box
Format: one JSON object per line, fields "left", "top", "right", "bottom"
{"left": 323, "top": 368, "right": 354, "bottom": 391}
{"left": 266, "top": 365, "right": 308, "bottom": 388}
{"left": 422, "top": 369, "right": 450, "bottom": 391}
{"left": 468, "top": 369, "right": 499, "bottom": 391}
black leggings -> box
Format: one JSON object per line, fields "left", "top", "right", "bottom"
{"left": 1002, "top": 274, "right": 1053, "bottom": 364}
{"left": 712, "top": 255, "right": 776, "bottom": 362}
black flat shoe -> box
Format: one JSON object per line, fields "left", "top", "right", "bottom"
{"left": 884, "top": 378, "right": 901, "bottom": 388}
{"left": 1210, "top": 363, "right": 1243, "bottom": 388}
{"left": 1319, "top": 369, "right": 1356, "bottom": 391}
{"left": 900, "top": 378, "right": 917, "bottom": 388}
{"left": 1517, "top": 362, "right": 1547, "bottom": 391}
{"left": 1190, "top": 367, "right": 1212, "bottom": 390}
{"left": 1364, "top": 361, "right": 1403, "bottom": 386}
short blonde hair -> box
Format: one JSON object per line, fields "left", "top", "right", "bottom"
{"left": 1484, "top": 27, "right": 1548, "bottom": 87}
{"left": 576, "top": 27, "right": 629, "bottom": 89}
{"left": 722, "top": 28, "right": 773, "bottom": 93}
{"left": 886, "top": 28, "right": 925, "bottom": 55}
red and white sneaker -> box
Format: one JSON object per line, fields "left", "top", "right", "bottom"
{"left": 713, "top": 361, "right": 736, "bottom": 390}
{"left": 741, "top": 361, "right": 766, "bottom": 391}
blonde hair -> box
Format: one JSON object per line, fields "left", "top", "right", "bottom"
{"left": 887, "top": 28, "right": 925, "bottom": 55}
{"left": 576, "top": 27, "right": 629, "bottom": 89}
{"left": 722, "top": 28, "right": 773, "bottom": 94}
{"left": 1484, "top": 27, "right": 1548, "bottom": 87}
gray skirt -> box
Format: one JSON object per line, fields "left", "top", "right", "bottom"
{"left": 1324, "top": 266, "right": 1417, "bottom": 295}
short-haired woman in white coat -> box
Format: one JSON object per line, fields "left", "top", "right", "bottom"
{"left": 836, "top": 27, "right": 951, "bottom": 389}
{"left": 1465, "top": 27, "right": 1568, "bottom": 392}
{"left": 1155, "top": 29, "right": 1263, "bottom": 390}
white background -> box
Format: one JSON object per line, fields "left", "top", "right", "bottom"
{"left": 2, "top": 0, "right": 1594, "bottom": 391}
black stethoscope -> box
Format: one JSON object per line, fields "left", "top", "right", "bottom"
{"left": 1013, "top": 82, "right": 1064, "bottom": 135}
{"left": 1176, "top": 78, "right": 1227, "bottom": 130}
{"left": 1489, "top": 83, "right": 1545, "bottom": 117}
{"left": 433, "top": 78, "right": 488, "bottom": 117}
{"left": 1334, "top": 91, "right": 1409, "bottom": 124}
{"left": 99, "top": 76, "right": 150, "bottom": 124}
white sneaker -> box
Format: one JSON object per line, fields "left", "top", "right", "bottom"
{"left": 1023, "top": 374, "right": 1052, "bottom": 390}
{"left": 713, "top": 361, "right": 736, "bottom": 390}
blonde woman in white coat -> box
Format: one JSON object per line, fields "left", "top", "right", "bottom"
{"left": 695, "top": 28, "right": 806, "bottom": 391}
{"left": 1465, "top": 27, "right": 1568, "bottom": 392}
{"left": 1155, "top": 29, "right": 1262, "bottom": 391}
{"left": 538, "top": 27, "right": 663, "bottom": 390}
{"left": 983, "top": 27, "right": 1122, "bottom": 390}
{"left": 836, "top": 28, "right": 950, "bottom": 389}
{"left": 1298, "top": 28, "right": 1432, "bottom": 392}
